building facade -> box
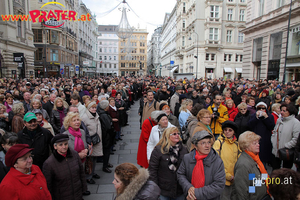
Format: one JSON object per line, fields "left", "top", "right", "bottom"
{"left": 147, "top": 27, "right": 162, "bottom": 76}
{"left": 97, "top": 25, "right": 119, "bottom": 76}
{"left": 0, "top": 0, "right": 35, "bottom": 79}
{"left": 78, "top": 0, "right": 98, "bottom": 77}
{"left": 160, "top": 8, "right": 177, "bottom": 77}
{"left": 174, "top": 0, "right": 246, "bottom": 79}
{"left": 119, "top": 28, "right": 148, "bottom": 76}
{"left": 242, "top": 0, "right": 300, "bottom": 81}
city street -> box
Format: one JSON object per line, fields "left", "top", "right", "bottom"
{"left": 84, "top": 101, "right": 140, "bottom": 200}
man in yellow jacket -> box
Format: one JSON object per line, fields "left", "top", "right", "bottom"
{"left": 208, "top": 94, "right": 229, "bottom": 139}
{"left": 213, "top": 120, "right": 241, "bottom": 200}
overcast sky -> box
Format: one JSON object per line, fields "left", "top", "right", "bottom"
{"left": 82, "top": 0, "right": 177, "bottom": 40}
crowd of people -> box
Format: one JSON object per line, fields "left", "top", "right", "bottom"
{"left": 0, "top": 76, "right": 299, "bottom": 199}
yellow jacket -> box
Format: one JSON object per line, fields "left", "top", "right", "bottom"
{"left": 208, "top": 103, "right": 229, "bottom": 135}
{"left": 213, "top": 134, "right": 241, "bottom": 186}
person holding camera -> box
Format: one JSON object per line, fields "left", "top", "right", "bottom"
{"left": 208, "top": 95, "right": 229, "bottom": 140}
{"left": 247, "top": 101, "right": 275, "bottom": 168}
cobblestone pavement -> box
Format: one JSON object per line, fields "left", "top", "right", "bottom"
{"left": 83, "top": 101, "right": 140, "bottom": 200}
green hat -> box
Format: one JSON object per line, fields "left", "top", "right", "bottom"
{"left": 23, "top": 112, "right": 37, "bottom": 122}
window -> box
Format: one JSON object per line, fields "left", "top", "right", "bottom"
{"left": 259, "top": 0, "right": 264, "bottom": 16}
{"left": 224, "top": 54, "right": 227, "bottom": 61}
{"left": 121, "top": 63, "right": 125, "bottom": 67}
{"left": 99, "top": 56, "right": 102, "bottom": 60}
{"left": 109, "top": 64, "right": 111, "bottom": 68}
{"left": 114, "top": 56, "right": 116, "bottom": 60}
{"left": 99, "top": 48, "right": 102, "bottom": 52}
{"left": 100, "top": 64, "right": 102, "bottom": 68}
{"left": 104, "top": 56, "right": 107, "bottom": 60}
{"left": 240, "top": 55, "right": 243, "bottom": 62}
{"left": 236, "top": 54, "right": 239, "bottom": 62}
{"left": 35, "top": 48, "right": 43, "bottom": 61}
{"left": 228, "top": 9, "right": 233, "bottom": 21}
{"left": 109, "top": 48, "right": 111, "bottom": 53}
{"left": 277, "top": 0, "right": 283, "bottom": 8}
{"left": 33, "top": 29, "right": 42, "bottom": 42}
{"left": 240, "top": 0, "right": 245, "bottom": 2}
{"left": 239, "top": 9, "right": 245, "bottom": 21}
{"left": 99, "top": 42, "right": 102, "bottom": 45}
{"left": 182, "top": 36, "right": 185, "bottom": 46}
{"left": 209, "top": 28, "right": 218, "bottom": 41}
{"left": 104, "top": 48, "right": 106, "bottom": 52}
{"left": 114, "top": 64, "right": 116, "bottom": 68}
{"left": 211, "top": 54, "right": 215, "bottom": 61}
{"left": 114, "top": 48, "right": 117, "bottom": 53}
{"left": 210, "top": 6, "right": 219, "bottom": 18}
{"left": 50, "top": 30, "right": 59, "bottom": 44}
{"left": 228, "top": 0, "right": 233, "bottom": 2}
{"left": 206, "top": 53, "right": 210, "bottom": 60}
{"left": 17, "top": 19, "right": 22, "bottom": 37}
{"left": 227, "top": 30, "right": 232, "bottom": 42}
{"left": 50, "top": 49, "right": 59, "bottom": 61}
{"left": 238, "top": 32, "right": 244, "bottom": 43}
{"left": 183, "top": 19, "right": 185, "bottom": 29}
{"left": 183, "top": 2, "right": 186, "bottom": 13}
{"left": 109, "top": 56, "right": 112, "bottom": 60}
{"left": 228, "top": 54, "right": 232, "bottom": 61}
{"left": 104, "top": 64, "right": 107, "bottom": 68}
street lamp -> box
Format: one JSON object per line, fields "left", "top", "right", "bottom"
{"left": 189, "top": 32, "right": 199, "bottom": 79}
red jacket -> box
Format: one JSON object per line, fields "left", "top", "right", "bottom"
{"left": 0, "top": 165, "right": 51, "bottom": 200}
{"left": 272, "top": 112, "right": 280, "bottom": 125}
{"left": 137, "top": 117, "right": 157, "bottom": 168}
{"left": 227, "top": 106, "right": 238, "bottom": 121}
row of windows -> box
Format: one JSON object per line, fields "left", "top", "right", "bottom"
{"left": 210, "top": 6, "right": 245, "bottom": 21}
{"left": 120, "top": 63, "right": 144, "bottom": 68}
{"left": 99, "top": 63, "right": 117, "bottom": 68}
{"left": 99, "top": 48, "right": 117, "bottom": 53}
{"left": 34, "top": 48, "right": 77, "bottom": 63}
{"left": 99, "top": 41, "right": 118, "bottom": 45}
{"left": 226, "top": 31, "right": 244, "bottom": 43}
{"left": 205, "top": 53, "right": 243, "bottom": 62}
{"left": 99, "top": 56, "right": 117, "bottom": 60}
{"left": 99, "top": 33, "right": 117, "bottom": 37}
{"left": 120, "top": 48, "right": 146, "bottom": 54}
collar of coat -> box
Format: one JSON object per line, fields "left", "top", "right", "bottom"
{"left": 190, "top": 148, "right": 217, "bottom": 167}
{"left": 53, "top": 149, "right": 72, "bottom": 162}
{"left": 115, "top": 168, "right": 149, "bottom": 200}
{"left": 9, "top": 165, "right": 39, "bottom": 185}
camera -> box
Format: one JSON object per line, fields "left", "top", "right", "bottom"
{"left": 213, "top": 107, "right": 219, "bottom": 119}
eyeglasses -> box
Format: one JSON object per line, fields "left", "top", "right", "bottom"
{"left": 239, "top": 108, "right": 247, "bottom": 111}
{"left": 198, "top": 141, "right": 211, "bottom": 146}
{"left": 18, "top": 154, "right": 34, "bottom": 162}
{"left": 170, "top": 132, "right": 180, "bottom": 136}
{"left": 257, "top": 107, "right": 266, "bottom": 110}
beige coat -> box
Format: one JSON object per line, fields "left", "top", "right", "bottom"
{"left": 141, "top": 100, "right": 160, "bottom": 124}
{"left": 81, "top": 110, "right": 103, "bottom": 157}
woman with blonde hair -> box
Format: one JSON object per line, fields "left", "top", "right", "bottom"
{"left": 30, "top": 99, "right": 50, "bottom": 122}
{"left": 113, "top": 163, "right": 160, "bottom": 200}
{"left": 178, "top": 99, "right": 193, "bottom": 128}
{"left": 271, "top": 103, "right": 281, "bottom": 124}
{"left": 149, "top": 127, "right": 188, "bottom": 200}
{"left": 50, "top": 97, "right": 67, "bottom": 135}
{"left": 82, "top": 95, "right": 91, "bottom": 106}
{"left": 11, "top": 103, "right": 25, "bottom": 133}
{"left": 225, "top": 99, "right": 238, "bottom": 122}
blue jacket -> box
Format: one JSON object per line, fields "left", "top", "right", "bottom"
{"left": 179, "top": 111, "right": 191, "bottom": 128}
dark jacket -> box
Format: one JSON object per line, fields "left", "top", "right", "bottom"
{"left": 60, "top": 122, "right": 91, "bottom": 145}
{"left": 98, "top": 108, "right": 115, "bottom": 149}
{"left": 108, "top": 106, "right": 120, "bottom": 132}
{"left": 155, "top": 91, "right": 170, "bottom": 102}
{"left": 295, "top": 134, "right": 300, "bottom": 166}
{"left": 189, "top": 95, "right": 204, "bottom": 106}
{"left": 177, "top": 149, "right": 225, "bottom": 200}
{"left": 168, "top": 114, "right": 180, "bottom": 131}
{"left": 50, "top": 108, "right": 67, "bottom": 134}
{"left": 247, "top": 112, "right": 275, "bottom": 163}
{"left": 115, "top": 168, "right": 160, "bottom": 200}
{"left": 17, "top": 126, "right": 53, "bottom": 169}
{"left": 43, "top": 148, "right": 87, "bottom": 200}
{"left": 43, "top": 101, "right": 54, "bottom": 117}
{"left": 148, "top": 143, "right": 188, "bottom": 198}
{"left": 234, "top": 110, "right": 251, "bottom": 139}
{"left": 233, "top": 92, "right": 243, "bottom": 106}
{"left": 231, "top": 152, "right": 267, "bottom": 200}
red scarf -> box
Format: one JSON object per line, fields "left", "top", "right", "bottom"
{"left": 245, "top": 150, "right": 270, "bottom": 194}
{"left": 191, "top": 151, "right": 208, "bottom": 189}
{"left": 68, "top": 127, "right": 85, "bottom": 153}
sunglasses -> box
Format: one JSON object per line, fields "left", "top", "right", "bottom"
{"left": 257, "top": 107, "right": 266, "bottom": 110}
{"left": 170, "top": 132, "right": 180, "bottom": 136}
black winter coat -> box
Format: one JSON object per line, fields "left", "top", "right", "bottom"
{"left": 234, "top": 111, "right": 251, "bottom": 139}
{"left": 155, "top": 91, "right": 170, "bottom": 102}
{"left": 148, "top": 143, "right": 188, "bottom": 198}
{"left": 189, "top": 95, "right": 204, "bottom": 106}
{"left": 247, "top": 112, "right": 275, "bottom": 163}
{"left": 50, "top": 108, "right": 67, "bottom": 134}
{"left": 43, "top": 149, "right": 87, "bottom": 200}
{"left": 43, "top": 101, "right": 54, "bottom": 117}
{"left": 17, "top": 126, "right": 53, "bottom": 169}
{"left": 98, "top": 108, "right": 115, "bottom": 149}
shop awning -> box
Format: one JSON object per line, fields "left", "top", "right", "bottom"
{"left": 170, "top": 66, "right": 178, "bottom": 73}
{"left": 224, "top": 67, "right": 233, "bottom": 73}
{"left": 286, "top": 63, "right": 300, "bottom": 68}
{"left": 235, "top": 68, "right": 242, "bottom": 73}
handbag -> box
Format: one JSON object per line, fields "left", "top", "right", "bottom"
{"left": 85, "top": 156, "right": 93, "bottom": 175}
{"left": 276, "top": 124, "right": 294, "bottom": 161}
{"left": 278, "top": 147, "right": 295, "bottom": 161}
{"left": 91, "top": 133, "right": 100, "bottom": 145}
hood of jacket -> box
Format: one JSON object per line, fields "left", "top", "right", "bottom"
{"left": 219, "top": 134, "right": 237, "bottom": 144}
{"left": 281, "top": 114, "right": 295, "bottom": 122}
{"left": 115, "top": 168, "right": 150, "bottom": 200}
{"left": 186, "top": 115, "right": 197, "bottom": 124}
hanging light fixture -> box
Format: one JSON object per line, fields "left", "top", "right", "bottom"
{"left": 116, "top": 1, "right": 133, "bottom": 40}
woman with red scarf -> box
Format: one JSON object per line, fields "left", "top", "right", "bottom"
{"left": 213, "top": 121, "right": 240, "bottom": 200}
{"left": 62, "top": 112, "right": 91, "bottom": 162}
{"left": 225, "top": 99, "right": 238, "bottom": 122}
{"left": 232, "top": 131, "right": 270, "bottom": 200}
{"left": 177, "top": 130, "right": 225, "bottom": 200}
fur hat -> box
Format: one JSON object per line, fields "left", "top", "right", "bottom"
{"left": 222, "top": 121, "right": 238, "bottom": 133}
{"left": 99, "top": 100, "right": 109, "bottom": 110}
{"left": 150, "top": 111, "right": 166, "bottom": 122}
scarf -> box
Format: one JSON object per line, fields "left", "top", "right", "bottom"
{"left": 157, "top": 125, "right": 167, "bottom": 138}
{"left": 191, "top": 151, "right": 208, "bottom": 190}
{"left": 245, "top": 150, "right": 270, "bottom": 194}
{"left": 57, "top": 107, "right": 65, "bottom": 127}
{"left": 68, "top": 127, "right": 85, "bottom": 153}
{"left": 40, "top": 121, "right": 44, "bottom": 127}
{"left": 110, "top": 105, "right": 117, "bottom": 111}
{"left": 90, "top": 111, "right": 96, "bottom": 117}
{"left": 168, "top": 143, "right": 180, "bottom": 172}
